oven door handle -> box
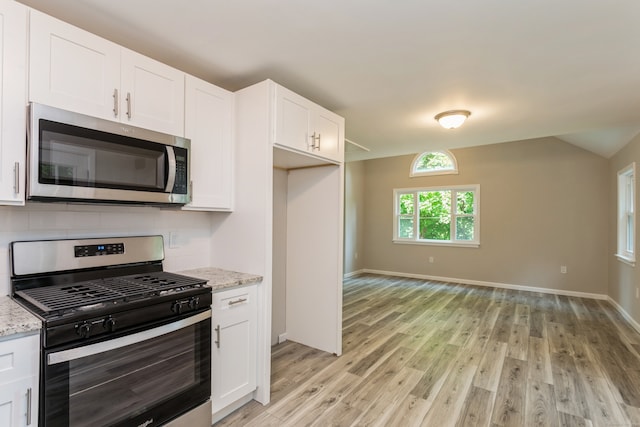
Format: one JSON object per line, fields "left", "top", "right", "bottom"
{"left": 47, "top": 310, "right": 211, "bottom": 365}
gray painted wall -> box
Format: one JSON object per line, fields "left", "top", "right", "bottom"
{"left": 346, "top": 137, "right": 609, "bottom": 296}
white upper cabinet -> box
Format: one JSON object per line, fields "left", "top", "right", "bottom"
{"left": 120, "top": 49, "right": 185, "bottom": 135}
{"left": 183, "top": 75, "right": 234, "bottom": 211}
{"left": 273, "top": 84, "right": 344, "bottom": 163}
{"left": 29, "top": 9, "right": 120, "bottom": 121}
{"left": 0, "top": 0, "right": 27, "bottom": 205}
{"left": 29, "top": 10, "right": 185, "bottom": 136}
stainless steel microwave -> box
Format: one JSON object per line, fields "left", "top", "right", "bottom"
{"left": 27, "top": 103, "right": 191, "bottom": 205}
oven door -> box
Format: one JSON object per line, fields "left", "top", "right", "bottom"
{"left": 42, "top": 310, "right": 211, "bottom": 427}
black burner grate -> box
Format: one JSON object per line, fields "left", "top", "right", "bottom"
{"left": 15, "top": 272, "right": 206, "bottom": 313}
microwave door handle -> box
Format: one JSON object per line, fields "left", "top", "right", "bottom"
{"left": 165, "top": 146, "right": 177, "bottom": 192}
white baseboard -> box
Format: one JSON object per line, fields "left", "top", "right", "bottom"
{"left": 278, "top": 333, "right": 288, "bottom": 344}
{"left": 607, "top": 297, "right": 640, "bottom": 335}
{"left": 343, "top": 269, "right": 365, "bottom": 279}
{"left": 359, "top": 269, "right": 609, "bottom": 301}
{"left": 211, "top": 393, "right": 254, "bottom": 424}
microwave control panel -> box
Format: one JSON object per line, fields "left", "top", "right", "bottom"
{"left": 173, "top": 147, "right": 188, "bottom": 194}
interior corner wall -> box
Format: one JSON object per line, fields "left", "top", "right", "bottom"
{"left": 360, "top": 137, "right": 609, "bottom": 295}
{"left": 271, "top": 167, "right": 288, "bottom": 345}
{"left": 344, "top": 160, "right": 365, "bottom": 275}
{"left": 609, "top": 133, "right": 640, "bottom": 325}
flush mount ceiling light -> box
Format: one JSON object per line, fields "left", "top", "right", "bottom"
{"left": 434, "top": 110, "right": 471, "bottom": 129}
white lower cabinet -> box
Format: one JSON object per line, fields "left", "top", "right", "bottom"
{"left": 211, "top": 285, "right": 257, "bottom": 415}
{"left": 0, "top": 334, "right": 39, "bottom": 427}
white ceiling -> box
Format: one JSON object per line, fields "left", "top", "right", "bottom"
{"left": 18, "top": 0, "right": 640, "bottom": 161}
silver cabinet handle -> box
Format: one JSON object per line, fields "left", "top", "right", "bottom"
{"left": 113, "top": 88, "right": 119, "bottom": 117}
{"left": 316, "top": 133, "right": 321, "bottom": 150}
{"left": 13, "top": 162, "right": 19, "bottom": 194}
{"left": 26, "top": 387, "right": 32, "bottom": 425}
{"left": 126, "top": 92, "right": 132, "bottom": 119}
{"left": 214, "top": 325, "right": 220, "bottom": 348}
{"left": 228, "top": 298, "right": 247, "bottom": 306}
{"left": 309, "top": 132, "right": 321, "bottom": 150}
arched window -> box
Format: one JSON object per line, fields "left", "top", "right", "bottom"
{"left": 410, "top": 150, "right": 458, "bottom": 177}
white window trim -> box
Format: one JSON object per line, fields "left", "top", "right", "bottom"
{"left": 410, "top": 150, "right": 459, "bottom": 177}
{"left": 616, "top": 162, "right": 636, "bottom": 266}
{"left": 393, "top": 184, "right": 480, "bottom": 247}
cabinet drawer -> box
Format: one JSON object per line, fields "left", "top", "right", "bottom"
{"left": 212, "top": 286, "right": 256, "bottom": 311}
{"left": 0, "top": 334, "right": 39, "bottom": 385}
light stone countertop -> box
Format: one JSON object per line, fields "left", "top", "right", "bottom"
{"left": 0, "top": 296, "right": 41, "bottom": 339}
{"left": 177, "top": 267, "right": 262, "bottom": 292}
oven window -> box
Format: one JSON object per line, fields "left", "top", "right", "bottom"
{"left": 45, "top": 319, "right": 210, "bottom": 427}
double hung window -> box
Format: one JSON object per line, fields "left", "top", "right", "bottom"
{"left": 617, "top": 163, "right": 636, "bottom": 265}
{"left": 394, "top": 184, "right": 479, "bottom": 247}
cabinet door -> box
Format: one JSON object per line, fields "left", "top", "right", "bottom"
{"left": 0, "top": 377, "right": 37, "bottom": 427}
{"left": 314, "top": 108, "right": 344, "bottom": 163}
{"left": 286, "top": 166, "right": 343, "bottom": 355}
{"left": 183, "top": 76, "right": 234, "bottom": 211}
{"left": 0, "top": 334, "right": 39, "bottom": 427}
{"left": 211, "top": 286, "right": 257, "bottom": 413}
{"left": 29, "top": 9, "right": 121, "bottom": 120}
{"left": 273, "top": 84, "right": 313, "bottom": 153}
{"left": 120, "top": 49, "right": 185, "bottom": 136}
{"left": 0, "top": 0, "right": 27, "bottom": 205}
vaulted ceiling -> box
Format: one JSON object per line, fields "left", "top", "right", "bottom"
{"left": 18, "top": 0, "right": 640, "bottom": 161}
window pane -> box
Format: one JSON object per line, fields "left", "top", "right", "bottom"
{"left": 419, "top": 191, "right": 451, "bottom": 217}
{"left": 399, "top": 217, "right": 414, "bottom": 238}
{"left": 456, "top": 191, "right": 475, "bottom": 214}
{"left": 399, "top": 193, "right": 414, "bottom": 215}
{"left": 456, "top": 217, "right": 475, "bottom": 240}
{"left": 415, "top": 152, "right": 454, "bottom": 172}
{"left": 627, "top": 214, "right": 634, "bottom": 253}
{"left": 420, "top": 217, "right": 451, "bottom": 240}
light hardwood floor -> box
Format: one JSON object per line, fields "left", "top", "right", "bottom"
{"left": 216, "top": 274, "right": 640, "bottom": 426}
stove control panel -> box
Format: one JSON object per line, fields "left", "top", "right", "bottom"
{"left": 75, "top": 243, "right": 125, "bottom": 257}
{"left": 171, "top": 297, "right": 201, "bottom": 315}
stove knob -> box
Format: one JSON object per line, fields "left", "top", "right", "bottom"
{"left": 188, "top": 297, "right": 200, "bottom": 310}
{"left": 171, "top": 301, "right": 183, "bottom": 314}
{"left": 103, "top": 316, "right": 117, "bottom": 332}
{"left": 75, "top": 322, "right": 92, "bottom": 338}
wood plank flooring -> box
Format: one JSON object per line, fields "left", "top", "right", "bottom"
{"left": 216, "top": 274, "right": 640, "bottom": 426}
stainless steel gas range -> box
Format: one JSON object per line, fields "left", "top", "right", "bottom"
{"left": 10, "top": 235, "right": 212, "bottom": 427}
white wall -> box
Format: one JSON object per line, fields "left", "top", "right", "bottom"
{"left": 272, "top": 168, "right": 287, "bottom": 345}
{"left": 0, "top": 203, "right": 214, "bottom": 295}
{"left": 344, "top": 161, "right": 365, "bottom": 275}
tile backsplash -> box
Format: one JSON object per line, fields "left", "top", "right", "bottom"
{"left": 0, "top": 202, "right": 215, "bottom": 295}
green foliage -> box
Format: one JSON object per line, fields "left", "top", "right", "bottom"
{"left": 418, "top": 191, "right": 451, "bottom": 240}
{"left": 399, "top": 193, "right": 414, "bottom": 215}
{"left": 415, "top": 152, "right": 454, "bottom": 172}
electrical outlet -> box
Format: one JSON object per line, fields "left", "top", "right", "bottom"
{"left": 169, "top": 232, "right": 179, "bottom": 249}
{"left": 636, "top": 287, "right": 639, "bottom": 299}
{"left": 429, "top": 256, "right": 434, "bottom": 263}
{"left": 560, "top": 265, "right": 567, "bottom": 274}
